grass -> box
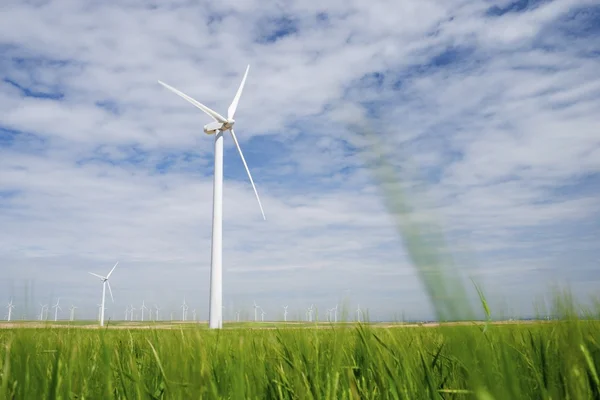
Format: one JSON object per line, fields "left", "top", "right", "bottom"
{"left": 1, "top": 315, "right": 600, "bottom": 399}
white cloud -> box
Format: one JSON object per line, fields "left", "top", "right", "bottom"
{"left": 1, "top": 0, "right": 599, "bottom": 322}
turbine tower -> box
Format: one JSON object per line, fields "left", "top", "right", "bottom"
{"left": 88, "top": 261, "right": 119, "bottom": 326}
{"left": 158, "top": 65, "right": 266, "bottom": 329}
{"left": 69, "top": 305, "right": 77, "bottom": 321}
{"left": 52, "top": 298, "right": 61, "bottom": 321}
{"left": 140, "top": 301, "right": 148, "bottom": 322}
{"left": 6, "top": 299, "right": 14, "bottom": 322}
{"left": 253, "top": 301, "right": 260, "bottom": 322}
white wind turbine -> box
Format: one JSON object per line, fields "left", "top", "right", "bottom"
{"left": 158, "top": 65, "right": 266, "bottom": 329}
{"left": 124, "top": 306, "right": 130, "bottom": 321}
{"left": 88, "top": 262, "right": 118, "bottom": 326}
{"left": 39, "top": 303, "right": 48, "bottom": 321}
{"left": 261, "top": 308, "right": 266, "bottom": 322}
{"left": 155, "top": 305, "right": 161, "bottom": 321}
{"left": 181, "top": 299, "right": 188, "bottom": 322}
{"left": 253, "top": 301, "right": 260, "bottom": 322}
{"left": 140, "top": 301, "right": 148, "bottom": 322}
{"left": 283, "top": 305, "right": 288, "bottom": 322}
{"left": 6, "top": 299, "right": 14, "bottom": 322}
{"left": 332, "top": 305, "right": 338, "bottom": 323}
{"left": 69, "top": 305, "right": 77, "bottom": 321}
{"left": 130, "top": 305, "right": 136, "bottom": 321}
{"left": 356, "top": 304, "right": 363, "bottom": 322}
{"left": 307, "top": 305, "right": 314, "bottom": 322}
{"left": 52, "top": 298, "right": 61, "bottom": 322}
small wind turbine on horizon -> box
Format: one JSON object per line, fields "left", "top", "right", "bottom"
{"left": 6, "top": 299, "right": 14, "bottom": 322}
{"left": 332, "top": 305, "right": 338, "bottom": 323}
{"left": 158, "top": 65, "right": 266, "bottom": 329}
{"left": 88, "top": 262, "right": 119, "bottom": 326}
{"left": 141, "top": 301, "right": 148, "bottom": 322}
{"left": 52, "top": 298, "right": 61, "bottom": 322}
{"left": 260, "top": 308, "right": 266, "bottom": 322}
{"left": 39, "top": 303, "right": 48, "bottom": 321}
{"left": 356, "top": 304, "right": 363, "bottom": 322}
{"left": 181, "top": 299, "right": 188, "bottom": 322}
{"left": 69, "top": 305, "right": 77, "bottom": 321}
{"left": 155, "top": 304, "right": 161, "bottom": 321}
{"left": 283, "top": 305, "right": 288, "bottom": 322}
{"left": 253, "top": 301, "right": 260, "bottom": 322}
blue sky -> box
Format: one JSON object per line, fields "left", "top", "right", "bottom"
{"left": 1, "top": 0, "right": 599, "bottom": 322}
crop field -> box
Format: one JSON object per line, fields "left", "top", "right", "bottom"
{"left": 1, "top": 317, "right": 599, "bottom": 399}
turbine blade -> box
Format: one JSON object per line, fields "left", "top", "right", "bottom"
{"left": 106, "top": 261, "right": 119, "bottom": 278}
{"left": 107, "top": 281, "right": 114, "bottom": 303}
{"left": 229, "top": 129, "right": 266, "bottom": 220}
{"left": 158, "top": 80, "right": 227, "bottom": 123}
{"left": 89, "top": 272, "right": 105, "bottom": 280}
{"left": 227, "top": 65, "right": 250, "bottom": 120}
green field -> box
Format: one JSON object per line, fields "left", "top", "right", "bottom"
{"left": 1, "top": 317, "right": 599, "bottom": 399}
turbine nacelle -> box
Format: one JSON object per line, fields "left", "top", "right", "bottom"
{"left": 203, "top": 119, "right": 235, "bottom": 135}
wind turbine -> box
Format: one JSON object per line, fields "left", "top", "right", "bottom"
{"left": 260, "top": 308, "right": 266, "bottom": 322}
{"left": 69, "top": 305, "right": 77, "bottom": 321}
{"left": 6, "top": 299, "right": 14, "bottom": 322}
{"left": 155, "top": 304, "right": 161, "bottom": 321}
{"left": 130, "top": 305, "right": 136, "bottom": 321}
{"left": 52, "top": 298, "right": 61, "bottom": 321}
{"left": 307, "top": 305, "right": 314, "bottom": 322}
{"left": 140, "top": 301, "right": 148, "bottom": 322}
{"left": 158, "top": 65, "right": 266, "bottom": 329}
{"left": 332, "top": 305, "right": 338, "bottom": 323}
{"left": 39, "top": 303, "right": 48, "bottom": 321}
{"left": 356, "top": 304, "right": 363, "bottom": 322}
{"left": 88, "top": 262, "right": 118, "bottom": 326}
{"left": 253, "top": 301, "right": 260, "bottom": 322}
{"left": 181, "top": 299, "right": 188, "bottom": 322}
{"left": 283, "top": 305, "right": 288, "bottom": 322}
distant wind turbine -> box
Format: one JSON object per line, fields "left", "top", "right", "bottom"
{"left": 52, "top": 298, "right": 61, "bottom": 322}
{"left": 140, "top": 301, "right": 148, "bottom": 322}
{"left": 332, "top": 305, "right": 338, "bottom": 323}
{"left": 253, "top": 301, "right": 260, "bottom": 322}
{"left": 6, "top": 299, "right": 14, "bottom": 322}
{"left": 158, "top": 65, "right": 266, "bottom": 329}
{"left": 283, "top": 305, "right": 288, "bottom": 322}
{"left": 39, "top": 303, "right": 48, "bottom": 321}
{"left": 88, "top": 261, "right": 119, "bottom": 326}
{"left": 69, "top": 305, "right": 77, "bottom": 321}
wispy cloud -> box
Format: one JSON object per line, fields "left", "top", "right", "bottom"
{"left": 1, "top": 0, "right": 599, "bottom": 321}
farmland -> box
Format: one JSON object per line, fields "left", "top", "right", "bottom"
{"left": 1, "top": 317, "right": 599, "bottom": 399}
